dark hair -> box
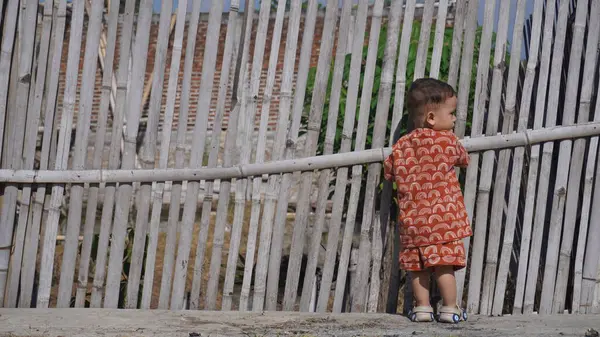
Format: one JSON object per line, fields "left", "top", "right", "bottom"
{"left": 406, "top": 78, "right": 456, "bottom": 129}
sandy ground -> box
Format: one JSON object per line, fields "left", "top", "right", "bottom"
{"left": 0, "top": 308, "right": 599, "bottom": 337}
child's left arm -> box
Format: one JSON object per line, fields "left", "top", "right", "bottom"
{"left": 383, "top": 150, "right": 395, "bottom": 181}
{"left": 455, "top": 138, "right": 470, "bottom": 167}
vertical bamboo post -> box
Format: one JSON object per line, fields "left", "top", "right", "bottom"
{"left": 204, "top": 0, "right": 265, "bottom": 311}
{"left": 490, "top": 0, "right": 533, "bottom": 316}
{"left": 313, "top": 0, "right": 356, "bottom": 313}
{"left": 463, "top": 0, "right": 496, "bottom": 314}
{"left": 523, "top": 0, "right": 569, "bottom": 314}
{"left": 2, "top": 0, "right": 38, "bottom": 308}
{"left": 187, "top": 0, "right": 244, "bottom": 311}
{"left": 73, "top": 0, "right": 119, "bottom": 308}
{"left": 447, "top": 0, "right": 466, "bottom": 88}
{"left": 346, "top": 0, "right": 385, "bottom": 313}
{"left": 363, "top": 0, "right": 402, "bottom": 313}
{"left": 125, "top": 0, "right": 175, "bottom": 309}
{"left": 36, "top": 0, "right": 86, "bottom": 309}
{"left": 512, "top": 0, "right": 555, "bottom": 315}
{"left": 261, "top": 0, "right": 319, "bottom": 312}
{"left": 157, "top": 0, "right": 202, "bottom": 310}
{"left": 572, "top": 2, "right": 600, "bottom": 313}
{"left": 291, "top": 0, "right": 341, "bottom": 312}
{"left": 19, "top": 0, "right": 68, "bottom": 308}
{"left": 413, "top": 0, "right": 434, "bottom": 79}
{"left": 13, "top": 0, "right": 53, "bottom": 308}
{"left": 251, "top": 0, "right": 302, "bottom": 312}
{"left": 0, "top": 0, "right": 19, "bottom": 165}
{"left": 223, "top": 0, "right": 283, "bottom": 311}
{"left": 373, "top": 0, "right": 403, "bottom": 314}
{"left": 478, "top": 0, "right": 511, "bottom": 315}
{"left": 429, "top": 0, "right": 449, "bottom": 79}
{"left": 330, "top": 0, "right": 371, "bottom": 313}
{"left": 283, "top": 0, "right": 338, "bottom": 311}
{"left": 170, "top": 0, "right": 224, "bottom": 311}
{"left": 543, "top": 0, "right": 588, "bottom": 314}
{"left": 90, "top": 0, "right": 136, "bottom": 309}
{"left": 56, "top": 0, "right": 104, "bottom": 308}
{"left": 103, "top": 0, "right": 154, "bottom": 309}
{"left": 7, "top": 2, "right": 44, "bottom": 308}
{"left": 141, "top": 0, "right": 190, "bottom": 310}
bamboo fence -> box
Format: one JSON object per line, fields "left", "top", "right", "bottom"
{"left": 1, "top": 0, "right": 600, "bottom": 316}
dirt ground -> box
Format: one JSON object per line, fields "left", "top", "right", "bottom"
{"left": 1, "top": 308, "right": 599, "bottom": 337}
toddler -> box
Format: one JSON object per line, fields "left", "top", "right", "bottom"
{"left": 383, "top": 78, "right": 472, "bottom": 323}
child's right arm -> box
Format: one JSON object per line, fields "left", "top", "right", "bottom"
{"left": 383, "top": 149, "right": 395, "bottom": 181}
{"left": 455, "top": 139, "right": 470, "bottom": 167}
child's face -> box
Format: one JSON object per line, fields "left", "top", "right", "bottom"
{"left": 426, "top": 95, "right": 457, "bottom": 131}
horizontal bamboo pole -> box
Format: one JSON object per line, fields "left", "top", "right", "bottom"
{"left": 2, "top": 122, "right": 600, "bottom": 184}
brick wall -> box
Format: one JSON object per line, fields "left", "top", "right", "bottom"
{"left": 55, "top": 13, "right": 341, "bottom": 134}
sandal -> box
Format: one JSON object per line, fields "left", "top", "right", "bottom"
{"left": 407, "top": 306, "right": 435, "bottom": 322}
{"left": 437, "top": 305, "right": 468, "bottom": 323}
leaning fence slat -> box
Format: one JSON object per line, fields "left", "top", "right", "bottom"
{"left": 171, "top": 0, "right": 224, "bottom": 311}
{"left": 454, "top": 0, "right": 487, "bottom": 305}
{"left": 103, "top": 0, "right": 154, "bottom": 309}
{"left": 283, "top": 0, "right": 338, "bottom": 311}
{"left": 0, "top": 0, "right": 19, "bottom": 168}
{"left": 490, "top": 0, "right": 531, "bottom": 316}
{"left": 414, "top": 0, "right": 435, "bottom": 79}
{"left": 478, "top": 0, "right": 511, "bottom": 316}
{"left": 211, "top": 0, "right": 263, "bottom": 312}
{"left": 74, "top": 0, "right": 120, "bottom": 309}
{"left": 447, "top": 0, "right": 466, "bottom": 87}
{"left": 572, "top": 3, "right": 600, "bottom": 313}
{"left": 157, "top": 0, "right": 202, "bottom": 310}
{"left": 223, "top": 0, "right": 282, "bottom": 311}
{"left": 90, "top": 0, "right": 136, "bottom": 309}
{"left": 512, "top": 0, "right": 555, "bottom": 315}
{"left": 524, "top": 0, "right": 569, "bottom": 315}
{"left": 262, "top": 0, "right": 319, "bottom": 312}
{"left": 314, "top": 0, "right": 357, "bottom": 313}
{"left": 4, "top": 1, "right": 39, "bottom": 307}
{"left": 19, "top": 0, "right": 67, "bottom": 308}
{"left": 188, "top": 0, "right": 244, "bottom": 311}
{"left": 330, "top": 0, "right": 371, "bottom": 313}
{"left": 37, "top": 0, "right": 86, "bottom": 308}
{"left": 141, "top": 0, "right": 189, "bottom": 310}
{"left": 465, "top": 0, "right": 496, "bottom": 314}
{"left": 292, "top": 0, "right": 341, "bottom": 312}
{"left": 544, "top": 0, "right": 588, "bottom": 314}
{"left": 11, "top": 2, "right": 47, "bottom": 308}
{"left": 125, "top": 0, "right": 174, "bottom": 309}
{"left": 370, "top": 0, "right": 403, "bottom": 314}
{"left": 429, "top": 0, "right": 449, "bottom": 79}
{"left": 346, "top": 0, "right": 385, "bottom": 313}
{"left": 56, "top": 0, "right": 104, "bottom": 308}
{"left": 251, "top": 0, "right": 302, "bottom": 312}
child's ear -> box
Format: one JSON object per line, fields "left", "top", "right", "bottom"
{"left": 426, "top": 111, "right": 436, "bottom": 127}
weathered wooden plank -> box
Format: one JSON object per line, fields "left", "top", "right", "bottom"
{"left": 430, "top": 0, "right": 449, "bottom": 79}
{"left": 414, "top": 0, "right": 435, "bottom": 78}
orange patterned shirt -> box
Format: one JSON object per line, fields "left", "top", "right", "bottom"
{"left": 383, "top": 128, "right": 472, "bottom": 248}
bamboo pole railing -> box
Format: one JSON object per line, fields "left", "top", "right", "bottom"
{"left": 1, "top": 122, "right": 599, "bottom": 185}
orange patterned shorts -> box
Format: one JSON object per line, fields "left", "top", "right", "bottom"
{"left": 399, "top": 239, "right": 467, "bottom": 271}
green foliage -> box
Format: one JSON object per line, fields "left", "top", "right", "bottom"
{"left": 299, "top": 21, "right": 508, "bottom": 222}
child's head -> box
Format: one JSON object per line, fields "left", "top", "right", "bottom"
{"left": 407, "top": 78, "right": 457, "bottom": 131}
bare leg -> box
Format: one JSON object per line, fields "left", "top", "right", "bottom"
{"left": 434, "top": 265, "right": 457, "bottom": 307}
{"left": 411, "top": 270, "right": 432, "bottom": 307}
